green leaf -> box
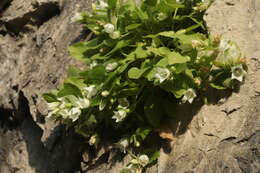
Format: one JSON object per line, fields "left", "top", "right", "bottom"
{"left": 67, "top": 66, "right": 81, "bottom": 77}
{"left": 106, "top": 40, "right": 129, "bottom": 56}
{"left": 58, "top": 83, "right": 82, "bottom": 97}
{"left": 69, "top": 38, "right": 101, "bottom": 61}
{"left": 156, "top": 58, "right": 168, "bottom": 67}
{"left": 126, "top": 23, "right": 142, "bottom": 31}
{"left": 150, "top": 47, "right": 190, "bottom": 64}
{"left": 108, "top": 0, "right": 118, "bottom": 10}
{"left": 136, "top": 128, "right": 151, "bottom": 140}
{"left": 128, "top": 67, "right": 146, "bottom": 79}
{"left": 149, "top": 151, "right": 160, "bottom": 163}
{"left": 80, "top": 65, "right": 106, "bottom": 84}
{"left": 42, "top": 93, "right": 58, "bottom": 102}
{"left": 210, "top": 83, "right": 227, "bottom": 90}
{"left": 167, "top": 51, "right": 190, "bottom": 64}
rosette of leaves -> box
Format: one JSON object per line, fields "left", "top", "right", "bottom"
{"left": 44, "top": 0, "right": 246, "bottom": 170}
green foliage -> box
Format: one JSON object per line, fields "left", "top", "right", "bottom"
{"left": 44, "top": 0, "right": 247, "bottom": 172}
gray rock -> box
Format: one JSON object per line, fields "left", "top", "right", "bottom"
{"left": 0, "top": 0, "right": 259, "bottom": 173}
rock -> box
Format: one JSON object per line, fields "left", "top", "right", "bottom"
{"left": 0, "top": 0, "right": 259, "bottom": 173}
{"left": 160, "top": 1, "right": 260, "bottom": 172}
{"left": 0, "top": 0, "right": 12, "bottom": 12}
{"left": 0, "top": 0, "right": 91, "bottom": 172}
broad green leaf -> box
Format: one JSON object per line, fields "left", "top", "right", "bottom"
{"left": 67, "top": 66, "right": 81, "bottom": 77}
{"left": 80, "top": 65, "right": 106, "bottom": 84}
{"left": 106, "top": 40, "right": 129, "bottom": 56}
{"left": 58, "top": 83, "right": 82, "bottom": 97}
{"left": 156, "top": 57, "right": 168, "bottom": 67}
{"left": 128, "top": 67, "right": 146, "bottom": 79}
{"left": 167, "top": 51, "right": 190, "bottom": 64}
{"left": 69, "top": 38, "right": 101, "bottom": 61}
{"left": 150, "top": 47, "right": 190, "bottom": 64}
{"left": 42, "top": 93, "right": 58, "bottom": 102}
{"left": 64, "top": 77, "right": 86, "bottom": 89}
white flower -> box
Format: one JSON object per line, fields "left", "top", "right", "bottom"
{"left": 219, "top": 39, "right": 232, "bottom": 52}
{"left": 231, "top": 64, "right": 246, "bottom": 82}
{"left": 47, "top": 108, "right": 59, "bottom": 119}
{"left": 69, "top": 107, "right": 81, "bottom": 122}
{"left": 157, "top": 12, "right": 167, "bottom": 21}
{"left": 90, "top": 61, "right": 98, "bottom": 69}
{"left": 215, "top": 39, "right": 242, "bottom": 67}
{"left": 83, "top": 85, "right": 97, "bottom": 98}
{"left": 138, "top": 155, "right": 149, "bottom": 167}
{"left": 104, "top": 23, "right": 115, "bottom": 34}
{"left": 118, "top": 98, "right": 129, "bottom": 108}
{"left": 182, "top": 88, "right": 197, "bottom": 104}
{"left": 154, "top": 67, "right": 171, "bottom": 83}
{"left": 99, "top": 99, "right": 107, "bottom": 111}
{"left": 47, "top": 102, "right": 60, "bottom": 111}
{"left": 109, "top": 31, "right": 121, "bottom": 39}
{"left": 176, "top": 0, "right": 184, "bottom": 3}
{"left": 106, "top": 62, "right": 118, "bottom": 72}
{"left": 75, "top": 97, "right": 90, "bottom": 109}
{"left": 118, "top": 138, "right": 129, "bottom": 153}
{"left": 191, "top": 40, "right": 203, "bottom": 48}
{"left": 112, "top": 109, "right": 127, "bottom": 123}
{"left": 71, "top": 12, "right": 83, "bottom": 23}
{"left": 101, "top": 90, "right": 109, "bottom": 97}
{"left": 98, "top": 0, "right": 108, "bottom": 9}
{"left": 89, "top": 134, "right": 99, "bottom": 146}
{"left": 59, "top": 108, "right": 70, "bottom": 119}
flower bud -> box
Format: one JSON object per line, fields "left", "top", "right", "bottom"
{"left": 104, "top": 23, "right": 115, "bottom": 34}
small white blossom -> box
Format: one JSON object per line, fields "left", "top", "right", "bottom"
{"left": 90, "top": 61, "right": 98, "bottom": 69}
{"left": 218, "top": 39, "right": 231, "bottom": 52}
{"left": 157, "top": 12, "right": 167, "bottom": 21}
{"left": 47, "top": 102, "right": 60, "bottom": 111}
{"left": 98, "top": 0, "right": 108, "bottom": 9}
{"left": 75, "top": 97, "right": 90, "bottom": 109}
{"left": 59, "top": 108, "right": 70, "bottom": 119}
{"left": 118, "top": 138, "right": 129, "bottom": 153}
{"left": 112, "top": 109, "right": 127, "bottom": 123}
{"left": 101, "top": 90, "right": 109, "bottom": 97}
{"left": 154, "top": 67, "right": 171, "bottom": 83}
{"left": 138, "top": 155, "right": 149, "bottom": 167}
{"left": 106, "top": 62, "right": 118, "bottom": 72}
{"left": 89, "top": 134, "right": 99, "bottom": 146}
{"left": 71, "top": 12, "right": 83, "bottom": 23}
{"left": 109, "top": 31, "right": 121, "bottom": 39}
{"left": 191, "top": 40, "right": 203, "bottom": 48}
{"left": 231, "top": 64, "right": 246, "bottom": 82}
{"left": 99, "top": 99, "right": 107, "bottom": 111}
{"left": 69, "top": 107, "right": 81, "bottom": 122}
{"left": 182, "top": 88, "right": 197, "bottom": 104}
{"left": 83, "top": 85, "right": 97, "bottom": 98}
{"left": 104, "top": 23, "right": 115, "bottom": 34}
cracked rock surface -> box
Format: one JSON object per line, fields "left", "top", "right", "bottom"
{"left": 0, "top": 0, "right": 259, "bottom": 173}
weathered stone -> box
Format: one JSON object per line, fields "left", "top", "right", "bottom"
{"left": 0, "top": 0, "right": 259, "bottom": 173}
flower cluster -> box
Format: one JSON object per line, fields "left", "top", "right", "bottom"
{"left": 47, "top": 96, "right": 90, "bottom": 122}
{"left": 44, "top": 1, "right": 247, "bottom": 172}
